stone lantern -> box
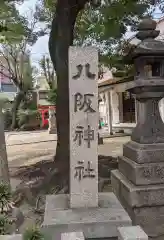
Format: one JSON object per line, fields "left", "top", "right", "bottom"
{"left": 112, "top": 18, "right": 164, "bottom": 240}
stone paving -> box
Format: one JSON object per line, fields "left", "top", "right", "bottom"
{"left": 5, "top": 130, "right": 130, "bottom": 168}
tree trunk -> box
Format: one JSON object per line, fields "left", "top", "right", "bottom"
{"left": 11, "top": 91, "right": 24, "bottom": 130}
{"left": 49, "top": 0, "right": 87, "bottom": 189}
{"left": 0, "top": 106, "right": 10, "bottom": 186}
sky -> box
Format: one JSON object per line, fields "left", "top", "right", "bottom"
{"left": 17, "top": 0, "right": 163, "bottom": 68}
{"left": 17, "top": 0, "right": 49, "bottom": 67}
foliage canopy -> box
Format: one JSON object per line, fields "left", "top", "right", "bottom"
{"left": 36, "top": 0, "right": 164, "bottom": 70}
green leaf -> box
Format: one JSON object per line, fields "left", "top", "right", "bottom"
{"left": 47, "top": 88, "right": 57, "bottom": 104}
{"left": 0, "top": 182, "right": 11, "bottom": 213}
{"left": 0, "top": 215, "right": 12, "bottom": 235}
{"left": 23, "top": 226, "right": 45, "bottom": 240}
{"left": 37, "top": 0, "right": 158, "bottom": 70}
{"left": 39, "top": 55, "right": 57, "bottom": 89}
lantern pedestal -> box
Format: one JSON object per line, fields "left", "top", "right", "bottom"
{"left": 112, "top": 85, "right": 164, "bottom": 240}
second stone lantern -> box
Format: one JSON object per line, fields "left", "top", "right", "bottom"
{"left": 112, "top": 18, "right": 164, "bottom": 240}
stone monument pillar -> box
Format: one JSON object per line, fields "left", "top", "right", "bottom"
{"left": 69, "top": 47, "right": 98, "bottom": 208}
{"left": 42, "top": 47, "right": 131, "bottom": 240}
{"left": 112, "top": 18, "right": 164, "bottom": 240}
{"left": 48, "top": 107, "right": 57, "bottom": 134}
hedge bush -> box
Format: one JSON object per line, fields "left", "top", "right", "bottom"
{"left": 17, "top": 109, "right": 41, "bottom": 130}
{"left": 0, "top": 215, "right": 12, "bottom": 235}
{"left": 23, "top": 227, "right": 45, "bottom": 240}
{"left": 0, "top": 182, "right": 11, "bottom": 214}
{"left": 3, "top": 109, "right": 12, "bottom": 130}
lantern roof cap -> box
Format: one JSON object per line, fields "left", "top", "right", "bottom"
{"left": 124, "top": 18, "right": 164, "bottom": 63}
{"left": 136, "top": 18, "right": 159, "bottom": 40}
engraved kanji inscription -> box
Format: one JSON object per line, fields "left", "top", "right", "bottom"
{"left": 72, "top": 64, "right": 96, "bottom": 80}
{"left": 84, "top": 125, "right": 94, "bottom": 148}
{"left": 155, "top": 166, "right": 164, "bottom": 179}
{"left": 143, "top": 166, "right": 164, "bottom": 179}
{"left": 74, "top": 160, "right": 96, "bottom": 181}
{"left": 143, "top": 168, "right": 152, "bottom": 178}
{"left": 74, "top": 160, "right": 84, "bottom": 181}
{"left": 72, "top": 64, "right": 83, "bottom": 79}
{"left": 74, "top": 92, "right": 96, "bottom": 112}
{"left": 73, "top": 126, "right": 83, "bottom": 146}
{"left": 73, "top": 125, "right": 94, "bottom": 148}
{"left": 85, "top": 63, "right": 96, "bottom": 79}
{"left": 84, "top": 161, "right": 96, "bottom": 178}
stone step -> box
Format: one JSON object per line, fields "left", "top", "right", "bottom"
{"left": 8, "top": 149, "right": 54, "bottom": 162}
{"left": 111, "top": 169, "right": 164, "bottom": 208}
{"left": 118, "top": 156, "right": 164, "bottom": 185}
{"left": 123, "top": 141, "right": 164, "bottom": 164}
{"left": 8, "top": 154, "right": 54, "bottom": 168}
{"left": 86, "top": 238, "right": 117, "bottom": 240}
{"left": 42, "top": 193, "right": 132, "bottom": 239}
{"left": 6, "top": 137, "right": 57, "bottom": 146}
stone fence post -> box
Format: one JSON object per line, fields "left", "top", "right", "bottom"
{"left": 118, "top": 226, "right": 148, "bottom": 240}
{"left": 48, "top": 107, "right": 57, "bottom": 134}
{"left": 61, "top": 232, "right": 84, "bottom": 240}
{"left": 0, "top": 234, "right": 22, "bottom": 240}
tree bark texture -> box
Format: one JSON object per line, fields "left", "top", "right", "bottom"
{"left": 49, "top": 0, "right": 88, "bottom": 189}
{"left": 11, "top": 91, "right": 25, "bottom": 130}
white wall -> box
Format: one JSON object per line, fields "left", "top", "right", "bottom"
{"left": 156, "top": 20, "right": 164, "bottom": 41}
{"left": 99, "top": 93, "right": 107, "bottom": 125}
{"left": 111, "top": 90, "right": 120, "bottom": 124}
{"left": 99, "top": 101, "right": 108, "bottom": 124}
{"left": 99, "top": 88, "right": 129, "bottom": 126}
{"left": 159, "top": 98, "right": 164, "bottom": 123}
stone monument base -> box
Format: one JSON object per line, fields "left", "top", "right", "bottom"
{"left": 111, "top": 170, "right": 164, "bottom": 240}
{"left": 48, "top": 128, "right": 57, "bottom": 134}
{"left": 41, "top": 192, "right": 131, "bottom": 239}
